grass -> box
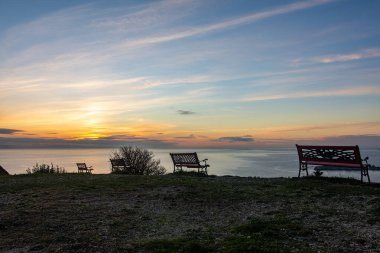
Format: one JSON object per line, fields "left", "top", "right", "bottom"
{"left": 0, "top": 174, "right": 379, "bottom": 252}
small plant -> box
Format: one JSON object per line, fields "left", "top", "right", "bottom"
{"left": 110, "top": 146, "right": 166, "bottom": 175}
{"left": 26, "top": 163, "right": 66, "bottom": 174}
{"left": 313, "top": 169, "right": 323, "bottom": 177}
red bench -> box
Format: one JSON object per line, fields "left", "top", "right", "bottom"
{"left": 296, "top": 145, "right": 370, "bottom": 183}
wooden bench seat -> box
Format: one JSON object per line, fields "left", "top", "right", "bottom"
{"left": 296, "top": 145, "right": 370, "bottom": 183}
{"left": 170, "top": 152, "right": 209, "bottom": 175}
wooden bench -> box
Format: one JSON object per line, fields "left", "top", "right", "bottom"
{"left": 170, "top": 152, "right": 209, "bottom": 175}
{"left": 76, "top": 163, "right": 94, "bottom": 174}
{"left": 296, "top": 145, "right": 370, "bottom": 183}
{"left": 110, "top": 158, "right": 130, "bottom": 173}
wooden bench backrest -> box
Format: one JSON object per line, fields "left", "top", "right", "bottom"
{"left": 76, "top": 163, "right": 88, "bottom": 170}
{"left": 110, "top": 158, "right": 126, "bottom": 167}
{"left": 170, "top": 153, "right": 200, "bottom": 165}
{"left": 296, "top": 145, "right": 363, "bottom": 168}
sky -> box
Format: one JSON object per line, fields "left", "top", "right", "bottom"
{"left": 0, "top": 0, "right": 380, "bottom": 149}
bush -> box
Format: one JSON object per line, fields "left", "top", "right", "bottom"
{"left": 0, "top": 165, "right": 9, "bottom": 175}
{"left": 110, "top": 146, "right": 166, "bottom": 175}
{"left": 27, "top": 163, "right": 66, "bottom": 174}
{"left": 313, "top": 170, "right": 323, "bottom": 177}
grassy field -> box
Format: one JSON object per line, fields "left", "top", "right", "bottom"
{"left": 0, "top": 173, "right": 379, "bottom": 252}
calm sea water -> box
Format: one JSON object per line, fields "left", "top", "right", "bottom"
{"left": 1, "top": 148, "right": 379, "bottom": 182}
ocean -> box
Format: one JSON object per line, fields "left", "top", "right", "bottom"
{"left": 1, "top": 148, "right": 380, "bottom": 182}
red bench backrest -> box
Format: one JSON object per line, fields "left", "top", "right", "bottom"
{"left": 296, "top": 145, "right": 363, "bottom": 168}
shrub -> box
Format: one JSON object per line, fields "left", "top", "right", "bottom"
{"left": 0, "top": 165, "right": 9, "bottom": 175}
{"left": 26, "top": 163, "right": 66, "bottom": 174}
{"left": 313, "top": 170, "right": 323, "bottom": 177}
{"left": 110, "top": 146, "right": 166, "bottom": 175}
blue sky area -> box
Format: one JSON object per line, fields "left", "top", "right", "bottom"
{"left": 0, "top": 0, "right": 379, "bottom": 148}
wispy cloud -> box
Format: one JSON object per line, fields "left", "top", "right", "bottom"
{"left": 273, "top": 122, "right": 380, "bottom": 133}
{"left": 128, "top": 0, "right": 335, "bottom": 47}
{"left": 92, "top": 0, "right": 197, "bottom": 30}
{"left": 0, "top": 0, "right": 337, "bottom": 99}
{"left": 1, "top": 0, "right": 335, "bottom": 73}
{"left": 0, "top": 136, "right": 176, "bottom": 149}
{"left": 314, "top": 48, "right": 380, "bottom": 63}
{"left": 175, "top": 134, "right": 196, "bottom": 139}
{"left": 318, "top": 134, "right": 380, "bottom": 147}
{"left": 177, "top": 110, "right": 196, "bottom": 115}
{"left": 243, "top": 86, "right": 380, "bottom": 102}
{"left": 258, "top": 134, "right": 380, "bottom": 148}
{"left": 214, "top": 136, "right": 255, "bottom": 143}
{"left": 0, "top": 128, "right": 23, "bottom": 134}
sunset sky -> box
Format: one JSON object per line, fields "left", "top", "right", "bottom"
{"left": 0, "top": 0, "right": 379, "bottom": 148}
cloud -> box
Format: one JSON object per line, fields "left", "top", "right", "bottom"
{"left": 258, "top": 134, "right": 380, "bottom": 148}
{"left": 0, "top": 136, "right": 176, "bottom": 149}
{"left": 175, "top": 134, "right": 196, "bottom": 139}
{"left": 214, "top": 136, "right": 255, "bottom": 143}
{"left": 314, "top": 48, "right": 380, "bottom": 64}
{"left": 0, "top": 0, "right": 338, "bottom": 105}
{"left": 1, "top": 0, "right": 335, "bottom": 74}
{"left": 177, "top": 110, "right": 196, "bottom": 115}
{"left": 0, "top": 128, "right": 23, "bottom": 134}
{"left": 274, "top": 122, "right": 380, "bottom": 133}
{"left": 319, "top": 135, "right": 380, "bottom": 147}
{"left": 92, "top": 0, "right": 197, "bottom": 30}
{"left": 131, "top": 0, "right": 335, "bottom": 46}
{"left": 243, "top": 85, "right": 380, "bottom": 102}
{"left": 292, "top": 135, "right": 380, "bottom": 148}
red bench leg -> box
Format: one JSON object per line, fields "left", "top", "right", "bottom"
{"left": 361, "top": 167, "right": 371, "bottom": 183}
{"left": 298, "top": 162, "right": 308, "bottom": 177}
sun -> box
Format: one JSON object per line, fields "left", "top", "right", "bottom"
{"left": 75, "top": 104, "right": 107, "bottom": 139}
{"left": 80, "top": 133, "right": 104, "bottom": 139}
